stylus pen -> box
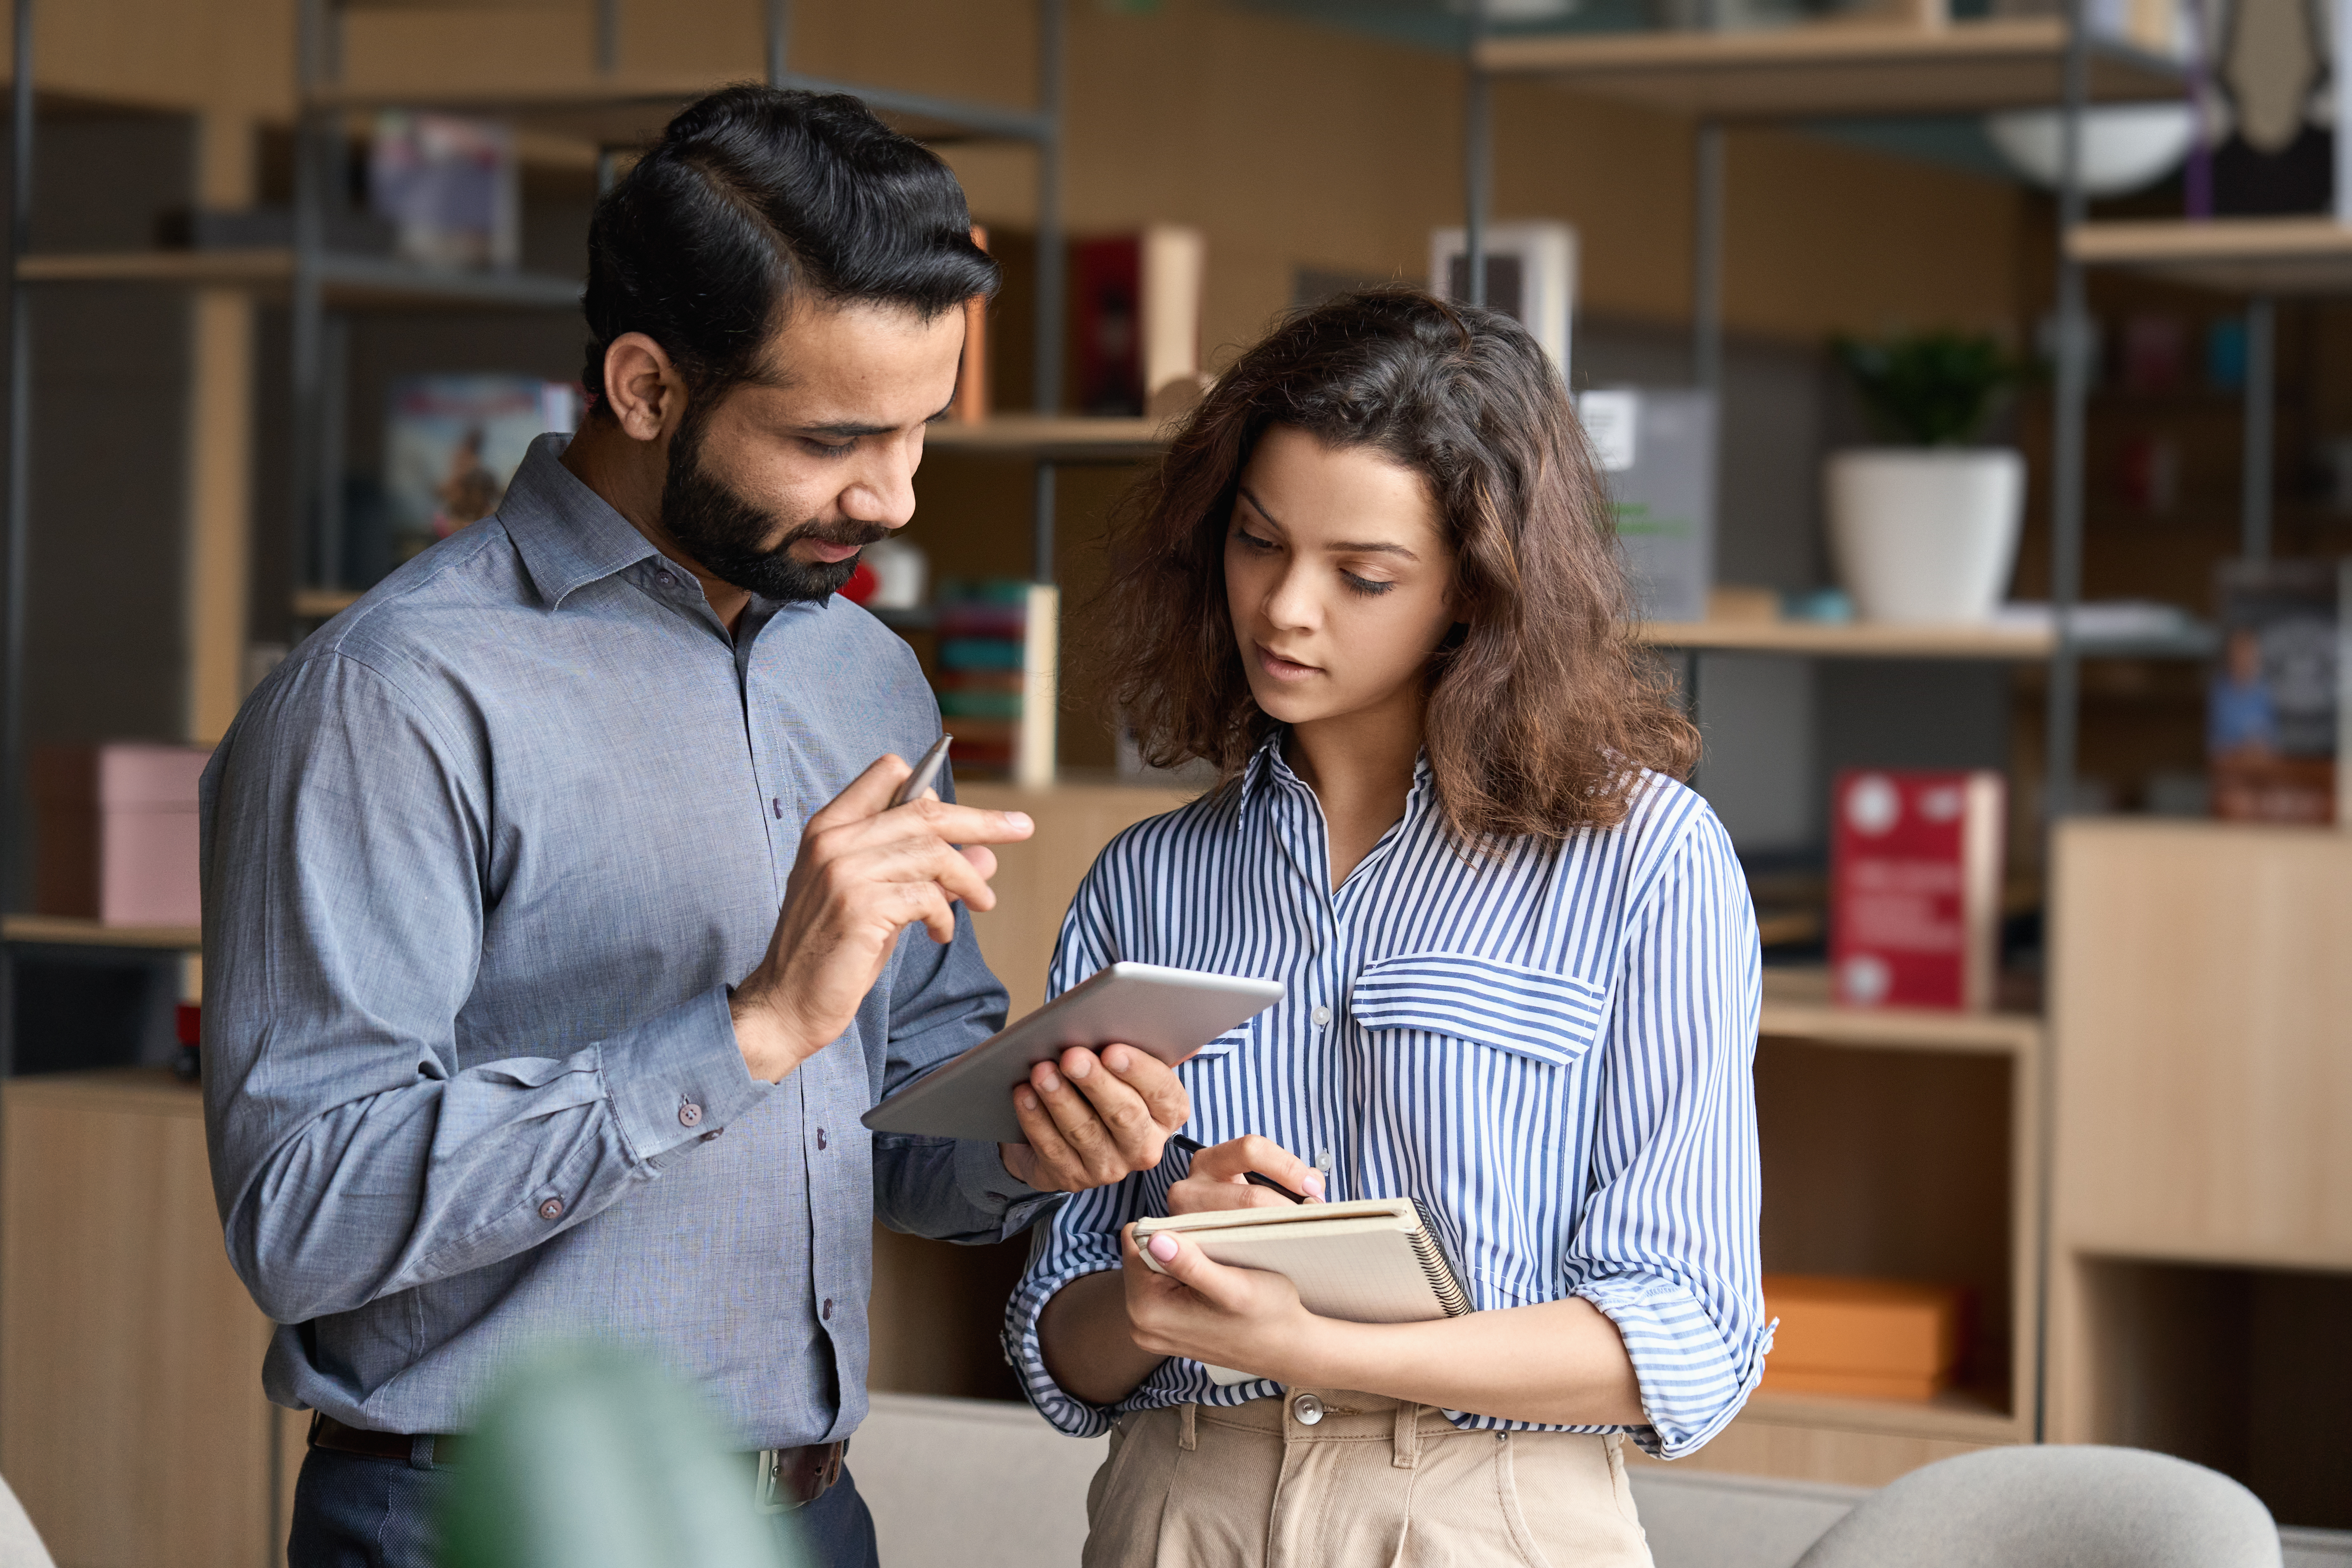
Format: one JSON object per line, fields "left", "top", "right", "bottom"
{"left": 890, "top": 733, "right": 955, "bottom": 808}
{"left": 1169, "top": 1134, "right": 1309, "bottom": 1204}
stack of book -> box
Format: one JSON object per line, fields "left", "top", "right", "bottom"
{"left": 934, "top": 580, "right": 1057, "bottom": 786}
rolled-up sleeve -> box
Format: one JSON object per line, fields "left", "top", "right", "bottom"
{"left": 201, "top": 651, "right": 765, "bottom": 1326}
{"left": 1567, "top": 812, "right": 1770, "bottom": 1459}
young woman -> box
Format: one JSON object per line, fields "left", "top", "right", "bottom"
{"left": 1003, "top": 291, "right": 1767, "bottom": 1568}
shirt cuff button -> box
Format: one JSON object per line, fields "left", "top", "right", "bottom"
{"left": 679, "top": 1101, "right": 704, "bottom": 1128}
{"left": 538, "top": 1198, "right": 564, "bottom": 1221}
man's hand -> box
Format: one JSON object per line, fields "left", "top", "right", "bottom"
{"left": 999, "top": 1045, "right": 1189, "bottom": 1193}
{"left": 1167, "top": 1135, "right": 1323, "bottom": 1212}
{"left": 730, "top": 753, "right": 1034, "bottom": 1082}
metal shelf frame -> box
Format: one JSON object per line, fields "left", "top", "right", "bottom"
{"left": 1455, "top": 0, "right": 2197, "bottom": 1450}
{"left": 0, "top": 0, "right": 1078, "bottom": 1070}
{"left": 287, "top": 0, "right": 1073, "bottom": 592}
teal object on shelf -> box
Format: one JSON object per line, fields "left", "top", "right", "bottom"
{"left": 439, "top": 1346, "right": 804, "bottom": 1568}
{"left": 938, "top": 690, "right": 1024, "bottom": 719}
{"left": 939, "top": 638, "right": 1026, "bottom": 671}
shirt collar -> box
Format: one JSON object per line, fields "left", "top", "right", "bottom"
{"left": 499, "top": 433, "right": 665, "bottom": 610}
{"left": 1232, "top": 727, "right": 1439, "bottom": 818}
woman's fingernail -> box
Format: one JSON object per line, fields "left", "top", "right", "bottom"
{"left": 1037, "top": 1068, "right": 1062, "bottom": 1092}
{"left": 1005, "top": 812, "right": 1033, "bottom": 831}
{"left": 1148, "top": 1233, "right": 1180, "bottom": 1263}
{"left": 1303, "top": 1172, "right": 1325, "bottom": 1198}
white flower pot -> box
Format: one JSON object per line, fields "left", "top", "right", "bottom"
{"left": 1825, "top": 448, "right": 2025, "bottom": 624}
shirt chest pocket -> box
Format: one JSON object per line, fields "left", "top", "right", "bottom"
{"left": 1349, "top": 952, "right": 1607, "bottom": 1069}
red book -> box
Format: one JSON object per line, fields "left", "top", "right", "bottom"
{"left": 1829, "top": 769, "right": 2005, "bottom": 1012}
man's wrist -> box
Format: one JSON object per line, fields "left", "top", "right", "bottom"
{"left": 727, "top": 984, "right": 808, "bottom": 1082}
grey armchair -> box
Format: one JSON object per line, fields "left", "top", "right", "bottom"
{"left": 1795, "top": 1446, "right": 2282, "bottom": 1568}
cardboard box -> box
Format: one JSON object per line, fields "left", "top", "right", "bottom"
{"left": 1759, "top": 1274, "right": 1967, "bottom": 1402}
{"left": 32, "top": 744, "right": 210, "bottom": 926}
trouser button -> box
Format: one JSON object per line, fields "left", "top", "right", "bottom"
{"left": 1290, "top": 1393, "right": 1324, "bottom": 1426}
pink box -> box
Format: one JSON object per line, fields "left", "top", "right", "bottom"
{"left": 33, "top": 744, "right": 211, "bottom": 926}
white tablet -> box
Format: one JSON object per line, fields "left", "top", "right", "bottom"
{"left": 862, "top": 962, "right": 1284, "bottom": 1145}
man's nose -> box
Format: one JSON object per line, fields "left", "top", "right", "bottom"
{"left": 841, "top": 441, "right": 919, "bottom": 529}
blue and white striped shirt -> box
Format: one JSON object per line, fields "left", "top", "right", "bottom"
{"left": 1004, "top": 734, "right": 1769, "bottom": 1459}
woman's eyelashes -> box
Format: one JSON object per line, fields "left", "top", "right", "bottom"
{"left": 1234, "top": 527, "right": 1398, "bottom": 598}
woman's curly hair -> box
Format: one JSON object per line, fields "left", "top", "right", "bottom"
{"left": 1081, "top": 287, "right": 1696, "bottom": 842}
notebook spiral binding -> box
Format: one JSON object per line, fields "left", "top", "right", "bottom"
{"left": 1408, "top": 1227, "right": 1473, "bottom": 1317}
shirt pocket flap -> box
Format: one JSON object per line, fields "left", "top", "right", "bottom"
{"left": 1351, "top": 952, "right": 1606, "bottom": 1068}
{"left": 1184, "top": 1027, "right": 1250, "bottom": 1064}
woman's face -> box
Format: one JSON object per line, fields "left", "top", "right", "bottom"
{"left": 1223, "top": 424, "right": 1460, "bottom": 734}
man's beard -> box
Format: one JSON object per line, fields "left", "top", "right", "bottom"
{"left": 657, "top": 408, "right": 886, "bottom": 603}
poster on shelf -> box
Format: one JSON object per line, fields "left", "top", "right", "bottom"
{"left": 2207, "top": 558, "right": 2342, "bottom": 825}
{"left": 384, "top": 376, "right": 578, "bottom": 565}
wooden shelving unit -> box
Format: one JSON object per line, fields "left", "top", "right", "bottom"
{"left": 16, "top": 249, "right": 582, "bottom": 310}
{"left": 924, "top": 414, "right": 1171, "bottom": 460}
{"left": 1, "top": 915, "right": 201, "bottom": 950}
{"left": 1476, "top": 16, "right": 2181, "bottom": 117}
{"left": 2066, "top": 216, "right": 2352, "bottom": 295}
{"left": 1636, "top": 617, "right": 2213, "bottom": 660}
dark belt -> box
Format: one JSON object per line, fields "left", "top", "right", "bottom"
{"left": 308, "top": 1412, "right": 846, "bottom": 1511}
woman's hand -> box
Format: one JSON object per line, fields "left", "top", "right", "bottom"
{"left": 1167, "top": 1135, "right": 1324, "bottom": 1213}
{"left": 1120, "top": 1223, "right": 1322, "bottom": 1385}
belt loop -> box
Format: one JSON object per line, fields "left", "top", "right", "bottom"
{"left": 1178, "top": 1403, "right": 1198, "bottom": 1452}
{"left": 1391, "top": 1401, "right": 1422, "bottom": 1470}
{"left": 409, "top": 1435, "right": 437, "bottom": 1471}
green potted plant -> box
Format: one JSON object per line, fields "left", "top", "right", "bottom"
{"left": 1826, "top": 331, "right": 2027, "bottom": 624}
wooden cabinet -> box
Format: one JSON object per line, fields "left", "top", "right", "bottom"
{"left": 2047, "top": 819, "right": 2352, "bottom": 1530}
{"left": 0, "top": 1069, "right": 301, "bottom": 1568}
{"left": 1631, "top": 970, "right": 2038, "bottom": 1488}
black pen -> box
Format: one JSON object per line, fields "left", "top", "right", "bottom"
{"left": 1169, "top": 1134, "right": 1310, "bottom": 1204}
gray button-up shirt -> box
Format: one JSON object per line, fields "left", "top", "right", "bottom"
{"left": 200, "top": 435, "right": 1048, "bottom": 1447}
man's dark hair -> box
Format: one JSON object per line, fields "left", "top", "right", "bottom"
{"left": 580, "top": 85, "right": 999, "bottom": 409}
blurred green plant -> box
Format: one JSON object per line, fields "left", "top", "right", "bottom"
{"left": 1832, "top": 331, "right": 2025, "bottom": 446}
{"left": 439, "top": 1346, "right": 805, "bottom": 1568}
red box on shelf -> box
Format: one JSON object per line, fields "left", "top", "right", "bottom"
{"left": 1828, "top": 769, "right": 2004, "bottom": 1012}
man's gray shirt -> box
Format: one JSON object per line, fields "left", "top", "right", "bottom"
{"left": 200, "top": 434, "right": 1048, "bottom": 1447}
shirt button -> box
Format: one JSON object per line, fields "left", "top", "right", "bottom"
{"left": 821, "top": 1298, "right": 833, "bottom": 1321}
{"left": 1311, "top": 1005, "right": 1331, "bottom": 1027}
{"left": 816, "top": 1127, "right": 828, "bottom": 1150}
{"left": 679, "top": 1101, "right": 703, "bottom": 1128}
{"left": 1291, "top": 1393, "right": 1324, "bottom": 1426}
{"left": 771, "top": 797, "right": 782, "bottom": 819}
{"left": 538, "top": 1198, "right": 564, "bottom": 1221}
{"left": 654, "top": 570, "right": 677, "bottom": 587}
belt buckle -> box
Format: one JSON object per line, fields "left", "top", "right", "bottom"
{"left": 754, "top": 1448, "right": 793, "bottom": 1515}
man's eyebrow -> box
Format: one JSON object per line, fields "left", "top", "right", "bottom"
{"left": 792, "top": 397, "right": 959, "bottom": 439}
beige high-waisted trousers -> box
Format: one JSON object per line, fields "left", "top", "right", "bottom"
{"left": 1081, "top": 1388, "right": 1655, "bottom": 1568}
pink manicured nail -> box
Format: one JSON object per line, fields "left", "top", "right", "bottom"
{"left": 1005, "top": 812, "right": 1033, "bottom": 831}
{"left": 1148, "top": 1233, "right": 1179, "bottom": 1263}
{"left": 1303, "top": 1172, "right": 1325, "bottom": 1198}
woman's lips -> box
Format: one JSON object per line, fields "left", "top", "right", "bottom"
{"left": 1254, "top": 643, "right": 1321, "bottom": 683}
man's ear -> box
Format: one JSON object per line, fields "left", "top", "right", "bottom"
{"left": 599, "top": 332, "right": 688, "bottom": 444}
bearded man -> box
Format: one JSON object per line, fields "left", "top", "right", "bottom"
{"left": 199, "top": 87, "right": 1187, "bottom": 1568}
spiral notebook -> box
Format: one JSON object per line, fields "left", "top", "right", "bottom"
{"left": 1133, "top": 1197, "right": 1471, "bottom": 1386}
